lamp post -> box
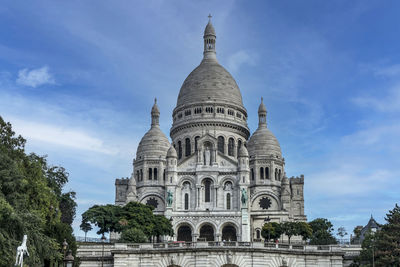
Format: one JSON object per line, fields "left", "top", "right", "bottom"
{"left": 371, "top": 227, "right": 377, "bottom": 267}
{"left": 62, "top": 239, "right": 68, "bottom": 267}
{"left": 264, "top": 216, "right": 271, "bottom": 243}
{"left": 101, "top": 233, "right": 106, "bottom": 267}
{"left": 64, "top": 250, "right": 74, "bottom": 267}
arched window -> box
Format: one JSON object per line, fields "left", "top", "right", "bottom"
{"left": 153, "top": 168, "right": 158, "bottom": 180}
{"left": 204, "top": 179, "right": 212, "bottom": 202}
{"left": 178, "top": 141, "right": 182, "bottom": 159}
{"left": 278, "top": 169, "right": 282, "bottom": 180}
{"left": 136, "top": 170, "right": 139, "bottom": 180}
{"left": 251, "top": 168, "right": 254, "bottom": 180}
{"left": 148, "top": 168, "right": 152, "bottom": 180}
{"left": 184, "top": 193, "right": 189, "bottom": 210}
{"left": 237, "top": 139, "right": 242, "bottom": 156}
{"left": 185, "top": 138, "right": 191, "bottom": 157}
{"left": 226, "top": 193, "right": 231, "bottom": 210}
{"left": 275, "top": 168, "right": 278, "bottom": 180}
{"left": 256, "top": 229, "right": 261, "bottom": 239}
{"left": 195, "top": 136, "right": 200, "bottom": 152}
{"left": 228, "top": 138, "right": 234, "bottom": 156}
{"left": 265, "top": 167, "right": 269, "bottom": 179}
{"left": 140, "top": 169, "right": 143, "bottom": 181}
{"left": 260, "top": 167, "right": 264, "bottom": 179}
{"left": 163, "top": 169, "right": 165, "bottom": 181}
{"left": 218, "top": 136, "right": 225, "bottom": 153}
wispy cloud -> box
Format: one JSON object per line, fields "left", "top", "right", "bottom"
{"left": 227, "top": 50, "right": 257, "bottom": 73}
{"left": 374, "top": 64, "right": 400, "bottom": 77}
{"left": 352, "top": 83, "right": 400, "bottom": 112}
{"left": 16, "top": 66, "right": 55, "bottom": 87}
{"left": 10, "top": 118, "right": 117, "bottom": 155}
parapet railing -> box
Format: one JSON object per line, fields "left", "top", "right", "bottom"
{"left": 109, "top": 242, "right": 344, "bottom": 252}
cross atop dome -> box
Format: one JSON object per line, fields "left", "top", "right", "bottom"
{"left": 208, "top": 14, "right": 212, "bottom": 21}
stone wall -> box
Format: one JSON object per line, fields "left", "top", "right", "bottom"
{"left": 77, "top": 242, "right": 357, "bottom": 267}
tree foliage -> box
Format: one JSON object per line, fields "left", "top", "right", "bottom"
{"left": 0, "top": 116, "right": 77, "bottom": 266}
{"left": 308, "top": 218, "right": 337, "bottom": 245}
{"left": 82, "top": 201, "right": 173, "bottom": 242}
{"left": 261, "top": 222, "right": 282, "bottom": 242}
{"left": 374, "top": 204, "right": 400, "bottom": 266}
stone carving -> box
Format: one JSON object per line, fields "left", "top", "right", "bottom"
{"left": 167, "top": 190, "right": 173, "bottom": 207}
{"left": 241, "top": 188, "right": 248, "bottom": 206}
{"left": 15, "top": 235, "right": 29, "bottom": 267}
{"left": 204, "top": 147, "right": 211, "bottom": 165}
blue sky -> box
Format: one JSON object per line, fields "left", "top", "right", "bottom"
{"left": 1, "top": 0, "right": 400, "bottom": 239}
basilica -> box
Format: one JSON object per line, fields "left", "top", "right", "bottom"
{"left": 114, "top": 17, "right": 306, "bottom": 243}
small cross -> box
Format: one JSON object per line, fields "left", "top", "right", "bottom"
{"left": 208, "top": 14, "right": 212, "bottom": 21}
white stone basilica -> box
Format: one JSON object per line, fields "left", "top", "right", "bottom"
{"left": 115, "top": 17, "right": 306, "bottom": 243}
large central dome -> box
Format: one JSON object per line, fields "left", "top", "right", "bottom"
{"left": 176, "top": 58, "right": 244, "bottom": 107}
{"left": 175, "top": 18, "right": 245, "bottom": 110}
{"left": 171, "top": 17, "right": 249, "bottom": 141}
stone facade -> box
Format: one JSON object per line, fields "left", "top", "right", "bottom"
{"left": 114, "top": 17, "right": 306, "bottom": 244}
{"left": 77, "top": 243, "right": 352, "bottom": 267}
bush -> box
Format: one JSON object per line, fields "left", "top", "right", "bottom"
{"left": 120, "top": 228, "right": 147, "bottom": 243}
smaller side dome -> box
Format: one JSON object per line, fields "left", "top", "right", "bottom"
{"left": 238, "top": 145, "right": 249, "bottom": 157}
{"left": 136, "top": 99, "right": 170, "bottom": 159}
{"left": 167, "top": 145, "right": 177, "bottom": 158}
{"left": 248, "top": 98, "right": 282, "bottom": 158}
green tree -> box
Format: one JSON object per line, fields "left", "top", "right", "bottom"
{"left": 337, "top": 226, "right": 348, "bottom": 239}
{"left": 82, "top": 201, "right": 173, "bottom": 242}
{"left": 297, "top": 221, "right": 313, "bottom": 242}
{"left": 261, "top": 222, "right": 282, "bottom": 242}
{"left": 308, "top": 218, "right": 337, "bottom": 245}
{"left": 80, "top": 221, "right": 93, "bottom": 242}
{"left": 374, "top": 204, "right": 400, "bottom": 266}
{"left": 0, "top": 116, "right": 77, "bottom": 266}
{"left": 281, "top": 221, "right": 299, "bottom": 244}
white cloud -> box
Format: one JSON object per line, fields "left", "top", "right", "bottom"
{"left": 352, "top": 83, "right": 400, "bottom": 112}
{"left": 10, "top": 118, "right": 117, "bottom": 155}
{"left": 374, "top": 64, "right": 400, "bottom": 77}
{"left": 227, "top": 50, "right": 257, "bottom": 72}
{"left": 16, "top": 66, "right": 55, "bottom": 87}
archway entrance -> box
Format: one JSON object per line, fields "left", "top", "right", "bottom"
{"left": 199, "top": 224, "right": 214, "bottom": 241}
{"left": 177, "top": 225, "right": 192, "bottom": 242}
{"left": 222, "top": 225, "right": 237, "bottom": 241}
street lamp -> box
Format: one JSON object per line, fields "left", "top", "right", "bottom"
{"left": 101, "top": 234, "right": 106, "bottom": 267}
{"left": 64, "top": 250, "right": 74, "bottom": 267}
{"left": 62, "top": 239, "right": 68, "bottom": 267}
{"left": 371, "top": 227, "right": 377, "bottom": 267}
{"left": 264, "top": 216, "right": 271, "bottom": 243}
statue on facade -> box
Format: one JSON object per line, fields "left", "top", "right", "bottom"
{"left": 167, "top": 190, "right": 173, "bottom": 207}
{"left": 204, "top": 147, "right": 211, "bottom": 165}
{"left": 241, "top": 188, "right": 248, "bottom": 206}
{"left": 15, "top": 235, "right": 29, "bottom": 267}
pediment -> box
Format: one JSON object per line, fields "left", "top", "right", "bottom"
{"left": 216, "top": 152, "right": 238, "bottom": 169}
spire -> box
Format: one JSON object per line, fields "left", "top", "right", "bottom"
{"left": 258, "top": 97, "right": 267, "bottom": 127}
{"left": 151, "top": 98, "right": 160, "bottom": 127}
{"left": 203, "top": 14, "right": 217, "bottom": 60}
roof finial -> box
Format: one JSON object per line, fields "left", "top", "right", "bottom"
{"left": 208, "top": 14, "right": 212, "bottom": 21}
{"left": 261, "top": 97, "right": 263, "bottom": 103}
{"left": 154, "top": 97, "right": 157, "bottom": 104}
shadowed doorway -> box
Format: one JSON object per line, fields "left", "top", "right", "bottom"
{"left": 199, "top": 224, "right": 214, "bottom": 241}
{"left": 177, "top": 225, "right": 192, "bottom": 242}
